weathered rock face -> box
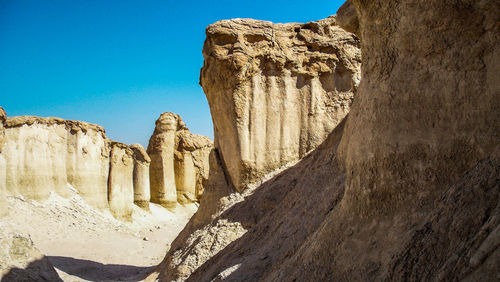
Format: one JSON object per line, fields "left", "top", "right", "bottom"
{"left": 0, "top": 107, "right": 7, "bottom": 217}
{"left": 337, "top": 0, "right": 500, "bottom": 217}
{"left": 148, "top": 112, "right": 213, "bottom": 207}
{"left": 147, "top": 113, "right": 183, "bottom": 208}
{"left": 130, "top": 144, "right": 151, "bottom": 210}
{"left": 200, "top": 16, "right": 361, "bottom": 191}
{"left": 175, "top": 131, "right": 213, "bottom": 203}
{"left": 152, "top": 1, "right": 499, "bottom": 280}
{"left": 108, "top": 142, "right": 134, "bottom": 221}
{"left": 2, "top": 116, "right": 110, "bottom": 208}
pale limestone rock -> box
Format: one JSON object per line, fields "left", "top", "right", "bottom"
{"left": 175, "top": 130, "right": 213, "bottom": 203}
{"left": 147, "top": 112, "right": 183, "bottom": 208}
{"left": 200, "top": 16, "right": 361, "bottom": 191}
{"left": 130, "top": 143, "right": 151, "bottom": 210}
{"left": 3, "top": 116, "right": 110, "bottom": 209}
{"left": 108, "top": 142, "right": 134, "bottom": 221}
{"left": 0, "top": 107, "right": 6, "bottom": 217}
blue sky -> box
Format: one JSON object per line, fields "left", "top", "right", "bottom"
{"left": 0, "top": 0, "right": 345, "bottom": 147}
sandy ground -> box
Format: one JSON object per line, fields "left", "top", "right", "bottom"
{"left": 0, "top": 189, "right": 196, "bottom": 281}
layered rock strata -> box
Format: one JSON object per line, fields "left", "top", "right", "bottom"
{"left": 108, "top": 142, "right": 135, "bottom": 221}
{"left": 3, "top": 116, "right": 109, "bottom": 208}
{"left": 0, "top": 107, "right": 6, "bottom": 216}
{"left": 200, "top": 16, "right": 361, "bottom": 191}
{"left": 130, "top": 144, "right": 151, "bottom": 210}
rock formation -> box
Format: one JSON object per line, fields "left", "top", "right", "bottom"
{"left": 148, "top": 113, "right": 183, "bottom": 208}
{"left": 2, "top": 116, "right": 110, "bottom": 209}
{"left": 108, "top": 142, "right": 134, "bottom": 221}
{"left": 0, "top": 107, "right": 6, "bottom": 217}
{"left": 0, "top": 232, "right": 61, "bottom": 281}
{"left": 200, "top": 16, "right": 361, "bottom": 191}
{"left": 151, "top": 0, "right": 500, "bottom": 280}
{"left": 175, "top": 131, "right": 213, "bottom": 203}
{"left": 150, "top": 16, "right": 361, "bottom": 280}
{"left": 148, "top": 112, "right": 213, "bottom": 207}
{"left": 131, "top": 144, "right": 151, "bottom": 210}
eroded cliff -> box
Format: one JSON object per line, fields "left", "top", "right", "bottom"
{"left": 152, "top": 0, "right": 499, "bottom": 280}
{"left": 148, "top": 112, "right": 213, "bottom": 208}
{"left": 200, "top": 16, "right": 361, "bottom": 191}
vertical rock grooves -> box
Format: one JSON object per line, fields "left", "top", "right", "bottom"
{"left": 200, "top": 16, "right": 361, "bottom": 191}
{"left": 152, "top": 0, "right": 499, "bottom": 280}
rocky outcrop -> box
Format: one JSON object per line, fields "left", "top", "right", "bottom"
{"left": 147, "top": 113, "right": 183, "bottom": 208}
{"left": 3, "top": 117, "right": 110, "bottom": 208}
{"left": 0, "top": 107, "right": 6, "bottom": 217}
{"left": 150, "top": 16, "right": 360, "bottom": 280}
{"left": 200, "top": 16, "right": 361, "bottom": 191}
{"left": 175, "top": 131, "right": 213, "bottom": 203}
{"left": 148, "top": 112, "right": 213, "bottom": 207}
{"left": 0, "top": 232, "right": 61, "bottom": 281}
{"left": 131, "top": 144, "right": 151, "bottom": 210}
{"left": 152, "top": 0, "right": 499, "bottom": 280}
{"left": 108, "top": 142, "right": 134, "bottom": 221}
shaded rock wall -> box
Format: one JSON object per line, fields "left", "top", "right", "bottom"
{"left": 151, "top": 1, "right": 499, "bottom": 280}
{"left": 200, "top": 16, "right": 361, "bottom": 191}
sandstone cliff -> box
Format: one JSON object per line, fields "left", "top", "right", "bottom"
{"left": 148, "top": 112, "right": 213, "bottom": 208}
{"left": 152, "top": 16, "right": 361, "bottom": 280}
{"left": 200, "top": 16, "right": 361, "bottom": 191}
{"left": 152, "top": 0, "right": 499, "bottom": 280}
{"left": 3, "top": 116, "right": 110, "bottom": 208}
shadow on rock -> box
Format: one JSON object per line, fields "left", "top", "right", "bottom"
{"left": 48, "top": 256, "right": 154, "bottom": 281}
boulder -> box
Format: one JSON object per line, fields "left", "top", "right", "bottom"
{"left": 200, "top": 16, "right": 361, "bottom": 191}
{"left": 0, "top": 232, "right": 61, "bottom": 281}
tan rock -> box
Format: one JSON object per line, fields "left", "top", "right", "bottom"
{"left": 3, "top": 118, "right": 71, "bottom": 201}
{"left": 108, "top": 142, "right": 134, "bottom": 221}
{"left": 175, "top": 130, "right": 213, "bottom": 203}
{"left": 147, "top": 112, "right": 183, "bottom": 208}
{"left": 0, "top": 107, "right": 6, "bottom": 217}
{"left": 2, "top": 116, "right": 110, "bottom": 209}
{"left": 130, "top": 143, "right": 151, "bottom": 210}
{"left": 200, "top": 16, "right": 361, "bottom": 191}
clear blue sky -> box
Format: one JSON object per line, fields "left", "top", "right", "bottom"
{"left": 0, "top": 0, "right": 345, "bottom": 147}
